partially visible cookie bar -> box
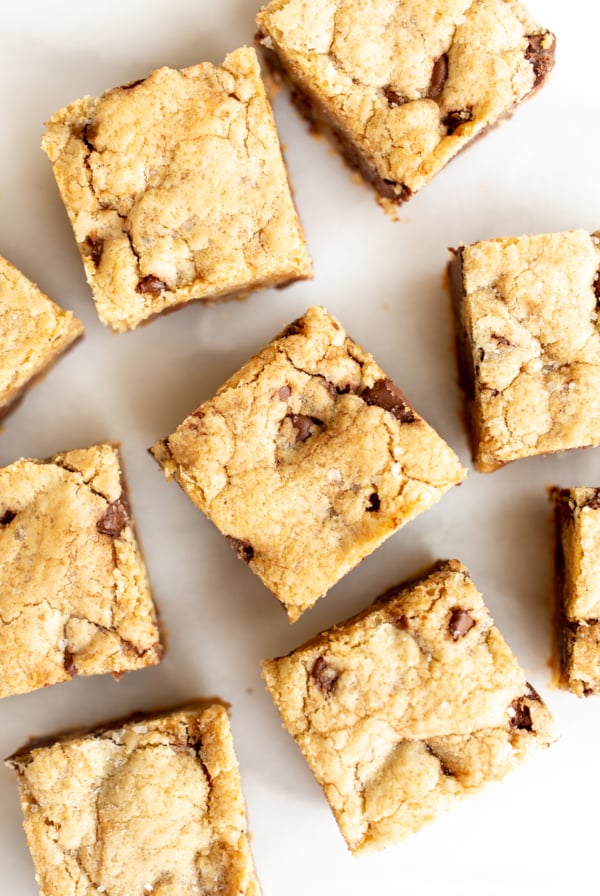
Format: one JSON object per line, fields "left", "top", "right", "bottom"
{"left": 450, "top": 231, "right": 600, "bottom": 471}
{"left": 0, "top": 443, "right": 161, "bottom": 697}
{"left": 6, "top": 702, "right": 261, "bottom": 896}
{"left": 42, "top": 47, "right": 311, "bottom": 332}
{"left": 151, "top": 306, "right": 466, "bottom": 622}
{"left": 262, "top": 560, "right": 556, "bottom": 853}
{"left": 256, "top": 0, "right": 555, "bottom": 212}
{"left": 550, "top": 487, "right": 600, "bottom": 697}
{"left": 0, "top": 255, "right": 83, "bottom": 420}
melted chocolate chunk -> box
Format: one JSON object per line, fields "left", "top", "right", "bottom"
{"left": 290, "top": 414, "right": 322, "bottom": 444}
{"left": 97, "top": 501, "right": 129, "bottom": 538}
{"left": 0, "top": 510, "right": 16, "bottom": 526}
{"left": 278, "top": 385, "right": 291, "bottom": 401}
{"left": 443, "top": 108, "right": 473, "bottom": 135}
{"left": 428, "top": 54, "right": 448, "bottom": 99}
{"left": 366, "top": 492, "right": 380, "bottom": 512}
{"left": 509, "top": 696, "right": 533, "bottom": 731}
{"left": 86, "top": 234, "right": 104, "bottom": 267}
{"left": 361, "top": 379, "right": 416, "bottom": 423}
{"left": 448, "top": 607, "right": 475, "bottom": 640}
{"left": 311, "top": 656, "right": 338, "bottom": 696}
{"left": 136, "top": 275, "right": 167, "bottom": 296}
{"left": 226, "top": 536, "right": 254, "bottom": 563}
{"left": 282, "top": 318, "right": 305, "bottom": 337}
{"left": 64, "top": 651, "right": 78, "bottom": 677}
{"left": 383, "top": 86, "right": 408, "bottom": 107}
{"left": 525, "top": 33, "right": 555, "bottom": 89}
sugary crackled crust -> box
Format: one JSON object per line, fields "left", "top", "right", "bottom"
{"left": 262, "top": 559, "right": 557, "bottom": 853}
{"left": 6, "top": 703, "right": 261, "bottom": 896}
{"left": 256, "top": 0, "right": 555, "bottom": 208}
{"left": 451, "top": 231, "right": 600, "bottom": 472}
{"left": 0, "top": 255, "right": 83, "bottom": 417}
{"left": 551, "top": 487, "right": 600, "bottom": 697}
{"left": 0, "top": 443, "right": 161, "bottom": 698}
{"left": 151, "top": 306, "right": 466, "bottom": 622}
{"left": 42, "top": 47, "right": 311, "bottom": 332}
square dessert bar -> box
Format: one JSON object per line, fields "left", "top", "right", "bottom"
{"left": 151, "top": 306, "right": 466, "bottom": 622}
{"left": 256, "top": 0, "right": 555, "bottom": 212}
{"left": 42, "top": 47, "right": 311, "bottom": 332}
{"left": 550, "top": 487, "right": 600, "bottom": 697}
{"left": 0, "top": 443, "right": 161, "bottom": 697}
{"left": 6, "top": 702, "right": 261, "bottom": 896}
{"left": 0, "top": 255, "right": 83, "bottom": 420}
{"left": 262, "top": 559, "right": 556, "bottom": 853}
{"left": 450, "top": 230, "right": 600, "bottom": 471}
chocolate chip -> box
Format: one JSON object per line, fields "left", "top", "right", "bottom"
{"left": 509, "top": 697, "right": 533, "bottom": 731}
{"left": 311, "top": 656, "right": 338, "bottom": 696}
{"left": 0, "top": 510, "right": 16, "bottom": 526}
{"left": 97, "top": 501, "right": 129, "bottom": 538}
{"left": 428, "top": 54, "right": 448, "bottom": 99}
{"left": 593, "top": 272, "right": 600, "bottom": 303}
{"left": 277, "top": 385, "right": 291, "bottom": 401}
{"left": 380, "top": 179, "right": 412, "bottom": 202}
{"left": 525, "top": 33, "right": 555, "bottom": 89}
{"left": 390, "top": 613, "right": 410, "bottom": 630}
{"left": 585, "top": 489, "right": 600, "bottom": 510}
{"left": 366, "top": 492, "right": 380, "bottom": 512}
{"left": 383, "top": 86, "right": 408, "bottom": 107}
{"left": 226, "top": 535, "right": 254, "bottom": 563}
{"left": 136, "top": 275, "right": 167, "bottom": 295}
{"left": 282, "top": 318, "right": 305, "bottom": 337}
{"left": 361, "top": 379, "right": 416, "bottom": 423}
{"left": 584, "top": 687, "right": 597, "bottom": 697}
{"left": 491, "top": 332, "right": 510, "bottom": 346}
{"left": 443, "top": 108, "right": 473, "bottom": 135}
{"left": 448, "top": 607, "right": 475, "bottom": 640}
{"left": 86, "top": 234, "right": 104, "bottom": 267}
{"left": 64, "top": 651, "right": 78, "bottom": 677}
{"left": 290, "top": 414, "right": 322, "bottom": 444}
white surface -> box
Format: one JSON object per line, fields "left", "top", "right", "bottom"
{"left": 0, "top": 2, "right": 597, "bottom": 893}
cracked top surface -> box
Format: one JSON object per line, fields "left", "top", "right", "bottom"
{"left": 0, "top": 443, "right": 161, "bottom": 698}
{"left": 0, "top": 255, "right": 83, "bottom": 414}
{"left": 150, "top": 306, "right": 466, "bottom": 621}
{"left": 453, "top": 231, "right": 600, "bottom": 471}
{"left": 262, "top": 559, "right": 557, "bottom": 852}
{"left": 256, "top": 0, "right": 555, "bottom": 202}
{"left": 551, "top": 487, "right": 600, "bottom": 697}
{"left": 7, "top": 703, "right": 261, "bottom": 896}
{"left": 42, "top": 47, "right": 311, "bottom": 332}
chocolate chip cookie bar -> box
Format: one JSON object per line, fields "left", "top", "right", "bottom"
{"left": 550, "top": 487, "right": 600, "bottom": 697}
{"left": 6, "top": 702, "right": 261, "bottom": 896}
{"left": 0, "top": 443, "right": 161, "bottom": 697}
{"left": 0, "top": 255, "right": 83, "bottom": 421}
{"left": 256, "top": 0, "right": 555, "bottom": 212}
{"left": 262, "top": 559, "right": 556, "bottom": 853}
{"left": 150, "top": 306, "right": 466, "bottom": 622}
{"left": 450, "top": 230, "right": 600, "bottom": 471}
{"left": 42, "top": 47, "right": 311, "bottom": 332}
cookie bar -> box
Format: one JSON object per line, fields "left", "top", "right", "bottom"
{"left": 0, "top": 255, "right": 83, "bottom": 421}
{"left": 42, "top": 47, "right": 311, "bottom": 332}
{"left": 6, "top": 702, "right": 261, "bottom": 896}
{"left": 550, "top": 487, "right": 600, "bottom": 697}
{"left": 450, "top": 230, "right": 600, "bottom": 471}
{"left": 262, "top": 559, "right": 556, "bottom": 853}
{"left": 0, "top": 443, "right": 161, "bottom": 697}
{"left": 256, "top": 0, "right": 555, "bottom": 212}
{"left": 150, "top": 306, "right": 466, "bottom": 622}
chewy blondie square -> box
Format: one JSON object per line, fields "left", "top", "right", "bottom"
{"left": 6, "top": 702, "right": 261, "bottom": 896}
{"left": 256, "top": 0, "right": 555, "bottom": 212}
{"left": 262, "top": 559, "right": 556, "bottom": 853}
{"left": 0, "top": 443, "right": 161, "bottom": 698}
{"left": 550, "top": 487, "right": 600, "bottom": 697}
{"left": 450, "top": 230, "right": 600, "bottom": 472}
{"left": 42, "top": 47, "right": 311, "bottom": 332}
{"left": 151, "top": 306, "right": 466, "bottom": 622}
{"left": 0, "top": 255, "right": 83, "bottom": 420}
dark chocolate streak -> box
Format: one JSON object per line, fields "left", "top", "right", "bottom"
{"left": 525, "top": 33, "right": 555, "bottom": 89}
